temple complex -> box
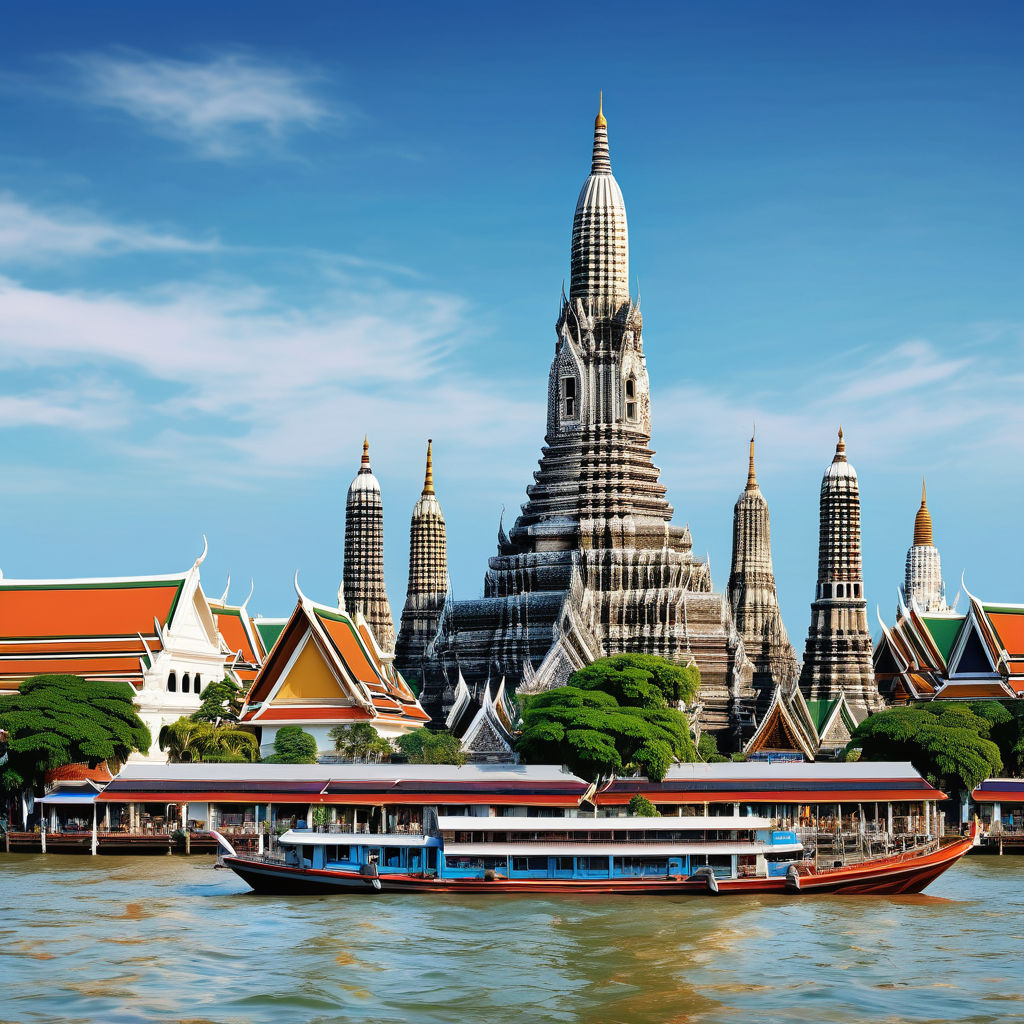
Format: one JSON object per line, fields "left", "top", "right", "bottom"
{"left": 342, "top": 438, "right": 395, "bottom": 654}
{"left": 423, "top": 100, "right": 754, "bottom": 741}
{"left": 727, "top": 436, "right": 799, "bottom": 714}
{"left": 902, "top": 478, "right": 948, "bottom": 613}
{"left": 797, "top": 430, "right": 880, "bottom": 720}
{"left": 394, "top": 440, "right": 448, "bottom": 689}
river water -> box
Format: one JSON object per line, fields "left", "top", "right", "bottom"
{"left": 1, "top": 853, "right": 1022, "bottom": 1024}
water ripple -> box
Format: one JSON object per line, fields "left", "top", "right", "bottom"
{"left": 1, "top": 853, "right": 1022, "bottom": 1023}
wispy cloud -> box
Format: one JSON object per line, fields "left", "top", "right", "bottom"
{"left": 0, "top": 268, "right": 539, "bottom": 488}
{"left": 0, "top": 193, "right": 217, "bottom": 262}
{"left": 67, "top": 51, "right": 333, "bottom": 159}
{"left": 653, "top": 335, "right": 1024, "bottom": 495}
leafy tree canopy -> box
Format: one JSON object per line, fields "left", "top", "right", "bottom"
{"left": 627, "top": 794, "right": 660, "bottom": 817}
{"left": 329, "top": 722, "right": 392, "bottom": 762}
{"left": 568, "top": 654, "right": 701, "bottom": 709}
{"left": 697, "top": 732, "right": 728, "bottom": 764}
{"left": 264, "top": 725, "right": 319, "bottom": 764}
{"left": 396, "top": 729, "right": 466, "bottom": 765}
{"left": 159, "top": 717, "right": 259, "bottom": 764}
{"left": 191, "top": 677, "right": 246, "bottom": 724}
{"left": 0, "top": 674, "right": 151, "bottom": 792}
{"left": 847, "top": 702, "right": 1003, "bottom": 793}
{"left": 516, "top": 679, "right": 695, "bottom": 785}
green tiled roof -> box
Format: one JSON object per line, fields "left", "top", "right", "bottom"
{"left": 920, "top": 615, "right": 964, "bottom": 664}
{"left": 255, "top": 621, "right": 285, "bottom": 651}
{"left": 805, "top": 699, "right": 838, "bottom": 732}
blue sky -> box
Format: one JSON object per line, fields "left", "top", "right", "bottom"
{"left": 0, "top": 2, "right": 1022, "bottom": 643}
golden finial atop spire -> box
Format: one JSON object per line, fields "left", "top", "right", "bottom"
{"left": 595, "top": 90, "right": 606, "bottom": 129}
{"left": 423, "top": 438, "right": 435, "bottom": 496}
{"left": 834, "top": 424, "right": 846, "bottom": 458}
{"left": 746, "top": 433, "right": 758, "bottom": 491}
{"left": 914, "top": 474, "right": 934, "bottom": 547}
{"left": 361, "top": 434, "right": 370, "bottom": 468}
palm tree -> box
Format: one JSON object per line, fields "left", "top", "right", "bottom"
{"left": 159, "top": 719, "right": 260, "bottom": 763}
{"left": 159, "top": 719, "right": 214, "bottom": 763}
{"left": 329, "top": 722, "right": 392, "bottom": 762}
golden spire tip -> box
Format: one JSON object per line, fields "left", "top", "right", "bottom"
{"left": 361, "top": 435, "right": 370, "bottom": 467}
{"left": 595, "top": 90, "right": 607, "bottom": 129}
{"left": 423, "top": 438, "right": 435, "bottom": 495}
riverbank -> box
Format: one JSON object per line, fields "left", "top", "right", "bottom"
{"left": 2, "top": 854, "right": 1023, "bottom": 1023}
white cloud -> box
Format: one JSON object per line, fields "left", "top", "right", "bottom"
{"left": 652, "top": 334, "right": 1024, "bottom": 494}
{"left": 68, "top": 51, "right": 332, "bottom": 158}
{"left": 0, "top": 270, "right": 540, "bottom": 487}
{"left": 0, "top": 193, "right": 217, "bottom": 262}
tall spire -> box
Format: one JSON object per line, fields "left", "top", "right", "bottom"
{"left": 394, "top": 439, "right": 448, "bottom": 684}
{"left": 904, "top": 474, "right": 946, "bottom": 612}
{"left": 746, "top": 434, "right": 758, "bottom": 491}
{"left": 570, "top": 98, "right": 628, "bottom": 304}
{"left": 913, "top": 475, "right": 934, "bottom": 547}
{"left": 591, "top": 93, "right": 611, "bottom": 173}
{"left": 730, "top": 435, "right": 798, "bottom": 712}
{"left": 343, "top": 437, "right": 395, "bottom": 653}
{"left": 422, "top": 439, "right": 435, "bottom": 496}
{"left": 799, "top": 431, "right": 879, "bottom": 718}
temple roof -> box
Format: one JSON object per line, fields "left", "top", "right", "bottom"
{"left": 241, "top": 594, "right": 428, "bottom": 728}
{"left": 0, "top": 572, "right": 189, "bottom": 691}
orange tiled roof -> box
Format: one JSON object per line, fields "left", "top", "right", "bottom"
{"left": 0, "top": 577, "right": 185, "bottom": 689}
{"left": 938, "top": 681, "right": 1013, "bottom": 699}
{"left": 908, "top": 673, "right": 936, "bottom": 694}
{"left": 212, "top": 606, "right": 260, "bottom": 665}
{"left": 0, "top": 579, "right": 183, "bottom": 639}
{"left": 242, "top": 599, "right": 429, "bottom": 729}
{"left": 987, "top": 611, "right": 1024, "bottom": 658}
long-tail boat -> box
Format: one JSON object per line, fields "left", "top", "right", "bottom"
{"left": 213, "top": 814, "right": 977, "bottom": 896}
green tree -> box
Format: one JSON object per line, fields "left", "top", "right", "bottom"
{"left": 0, "top": 674, "right": 151, "bottom": 792}
{"left": 159, "top": 718, "right": 259, "bottom": 764}
{"left": 329, "top": 722, "right": 393, "bottom": 762}
{"left": 396, "top": 729, "right": 466, "bottom": 765}
{"left": 697, "top": 732, "right": 728, "bottom": 763}
{"left": 264, "top": 725, "right": 319, "bottom": 764}
{"left": 569, "top": 653, "right": 701, "bottom": 708}
{"left": 191, "top": 677, "right": 246, "bottom": 724}
{"left": 516, "top": 685, "right": 695, "bottom": 785}
{"left": 847, "top": 703, "right": 1003, "bottom": 794}
{"left": 627, "top": 794, "right": 660, "bottom": 817}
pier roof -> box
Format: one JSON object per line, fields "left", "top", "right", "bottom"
{"left": 95, "top": 761, "right": 941, "bottom": 806}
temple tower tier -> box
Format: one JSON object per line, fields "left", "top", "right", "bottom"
{"left": 798, "top": 429, "right": 880, "bottom": 719}
{"left": 727, "top": 437, "right": 799, "bottom": 715}
{"left": 422, "top": 101, "right": 755, "bottom": 745}
{"left": 394, "top": 440, "right": 449, "bottom": 687}
{"left": 342, "top": 438, "right": 396, "bottom": 653}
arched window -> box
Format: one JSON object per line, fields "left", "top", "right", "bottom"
{"left": 182, "top": 673, "right": 190, "bottom": 694}
{"left": 625, "top": 377, "right": 637, "bottom": 421}
{"left": 193, "top": 674, "right": 202, "bottom": 694}
{"left": 167, "top": 672, "right": 177, "bottom": 693}
{"left": 561, "top": 376, "right": 577, "bottom": 420}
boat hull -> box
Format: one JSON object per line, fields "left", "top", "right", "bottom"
{"left": 223, "top": 830, "right": 976, "bottom": 897}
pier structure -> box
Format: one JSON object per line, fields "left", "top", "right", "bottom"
{"left": 3, "top": 761, "right": 950, "bottom": 858}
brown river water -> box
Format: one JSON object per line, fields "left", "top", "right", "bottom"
{"left": 1, "top": 852, "right": 1023, "bottom": 1024}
